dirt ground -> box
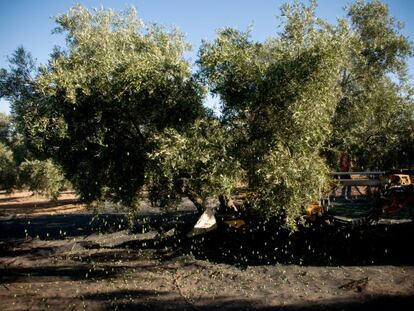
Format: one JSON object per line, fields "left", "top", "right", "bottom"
{"left": 1, "top": 191, "right": 414, "bottom": 310}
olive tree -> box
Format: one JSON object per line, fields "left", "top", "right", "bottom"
{"left": 5, "top": 5, "right": 204, "bottom": 205}
{"left": 198, "top": 1, "right": 350, "bottom": 229}
{"left": 331, "top": 0, "right": 414, "bottom": 169}
{"left": 0, "top": 49, "right": 68, "bottom": 199}
{"left": 19, "top": 159, "right": 67, "bottom": 201}
{"left": 0, "top": 113, "right": 10, "bottom": 144}
{"left": 0, "top": 142, "right": 18, "bottom": 191}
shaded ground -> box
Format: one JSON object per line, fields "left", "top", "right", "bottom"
{"left": 1, "top": 191, "right": 414, "bottom": 310}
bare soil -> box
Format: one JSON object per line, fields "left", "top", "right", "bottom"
{"left": 1, "top": 191, "right": 414, "bottom": 310}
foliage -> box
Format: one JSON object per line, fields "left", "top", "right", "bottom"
{"left": 0, "top": 48, "right": 41, "bottom": 165}
{"left": 0, "top": 142, "right": 18, "bottom": 191}
{"left": 331, "top": 0, "right": 414, "bottom": 169}
{"left": 19, "top": 159, "right": 67, "bottom": 201}
{"left": 0, "top": 51, "right": 69, "bottom": 197}
{"left": 0, "top": 113, "right": 11, "bottom": 144}
{"left": 347, "top": 0, "right": 412, "bottom": 80}
{"left": 147, "top": 119, "right": 243, "bottom": 211}
{"left": 2, "top": 5, "right": 204, "bottom": 205}
{"left": 332, "top": 79, "right": 414, "bottom": 169}
{"left": 198, "top": 1, "right": 350, "bottom": 229}
{"left": 0, "top": 112, "right": 66, "bottom": 198}
{"left": 0, "top": 47, "right": 38, "bottom": 138}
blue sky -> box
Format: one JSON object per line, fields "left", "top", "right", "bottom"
{"left": 1, "top": 0, "right": 414, "bottom": 113}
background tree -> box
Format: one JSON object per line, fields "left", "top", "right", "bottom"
{"left": 0, "top": 142, "right": 18, "bottom": 191}
{"left": 0, "top": 49, "right": 69, "bottom": 199}
{"left": 0, "top": 112, "right": 18, "bottom": 191}
{"left": 19, "top": 159, "right": 67, "bottom": 201}
{"left": 331, "top": 0, "right": 414, "bottom": 169}
{"left": 0, "top": 113, "right": 11, "bottom": 144}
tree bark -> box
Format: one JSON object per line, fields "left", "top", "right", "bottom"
{"left": 174, "top": 177, "right": 205, "bottom": 214}
{"left": 218, "top": 194, "right": 238, "bottom": 213}
{"left": 185, "top": 188, "right": 205, "bottom": 214}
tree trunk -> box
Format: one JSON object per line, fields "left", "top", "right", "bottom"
{"left": 174, "top": 177, "right": 205, "bottom": 214}
{"left": 185, "top": 188, "right": 205, "bottom": 214}
{"left": 218, "top": 194, "right": 238, "bottom": 213}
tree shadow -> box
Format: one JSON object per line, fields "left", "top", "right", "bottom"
{"left": 0, "top": 198, "right": 80, "bottom": 209}
{"left": 0, "top": 245, "right": 55, "bottom": 258}
{"left": 0, "top": 208, "right": 199, "bottom": 243}
{"left": 179, "top": 220, "right": 414, "bottom": 267}
{"left": 0, "top": 264, "right": 124, "bottom": 284}
{"left": 2, "top": 206, "right": 414, "bottom": 268}
{"left": 77, "top": 210, "right": 414, "bottom": 268}
{"left": 0, "top": 213, "right": 129, "bottom": 241}
{"left": 125, "top": 208, "right": 414, "bottom": 267}
{"left": 0, "top": 194, "right": 33, "bottom": 203}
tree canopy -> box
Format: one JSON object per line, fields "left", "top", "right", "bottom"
{"left": 198, "top": 1, "right": 351, "bottom": 227}
{"left": 331, "top": 0, "right": 414, "bottom": 169}
{"left": 1, "top": 5, "right": 205, "bottom": 205}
